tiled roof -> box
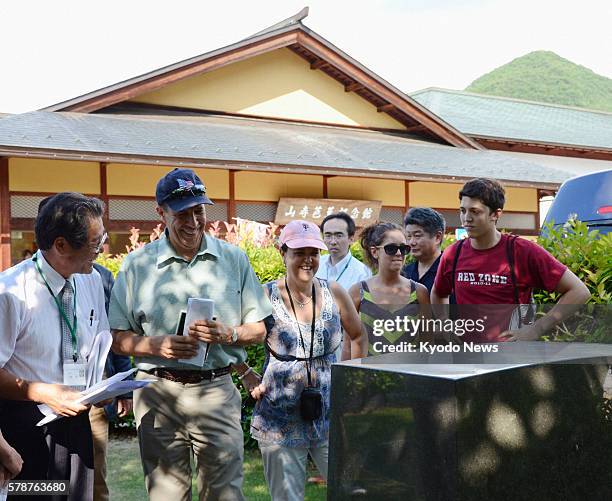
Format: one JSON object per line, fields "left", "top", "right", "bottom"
{"left": 411, "top": 88, "right": 612, "bottom": 150}
{"left": 0, "top": 111, "right": 569, "bottom": 187}
{"left": 39, "top": 10, "right": 478, "bottom": 149}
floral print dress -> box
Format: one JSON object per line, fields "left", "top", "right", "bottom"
{"left": 251, "top": 278, "right": 341, "bottom": 448}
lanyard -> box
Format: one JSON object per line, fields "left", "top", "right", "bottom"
{"left": 33, "top": 256, "right": 79, "bottom": 362}
{"left": 285, "top": 277, "right": 316, "bottom": 387}
{"left": 327, "top": 256, "right": 352, "bottom": 283}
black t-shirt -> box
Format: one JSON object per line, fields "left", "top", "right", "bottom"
{"left": 401, "top": 254, "right": 441, "bottom": 293}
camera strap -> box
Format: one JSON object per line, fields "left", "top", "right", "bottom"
{"left": 285, "top": 277, "right": 316, "bottom": 387}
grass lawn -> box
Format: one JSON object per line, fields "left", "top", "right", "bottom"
{"left": 108, "top": 435, "right": 327, "bottom": 500}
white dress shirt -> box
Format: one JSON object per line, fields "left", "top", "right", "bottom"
{"left": 0, "top": 251, "right": 109, "bottom": 385}
{"left": 316, "top": 252, "right": 372, "bottom": 291}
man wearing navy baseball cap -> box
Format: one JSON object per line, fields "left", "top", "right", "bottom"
{"left": 155, "top": 167, "right": 214, "bottom": 210}
{"left": 109, "top": 168, "right": 272, "bottom": 500}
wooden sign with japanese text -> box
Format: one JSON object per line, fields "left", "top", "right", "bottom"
{"left": 275, "top": 198, "right": 383, "bottom": 226}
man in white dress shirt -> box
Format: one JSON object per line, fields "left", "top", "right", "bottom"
{"left": 316, "top": 213, "right": 371, "bottom": 361}
{"left": 0, "top": 192, "right": 109, "bottom": 501}
{"left": 316, "top": 213, "right": 371, "bottom": 290}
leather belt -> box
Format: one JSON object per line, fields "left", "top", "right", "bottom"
{"left": 146, "top": 366, "right": 231, "bottom": 384}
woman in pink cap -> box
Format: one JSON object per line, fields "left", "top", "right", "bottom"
{"left": 249, "top": 220, "right": 365, "bottom": 501}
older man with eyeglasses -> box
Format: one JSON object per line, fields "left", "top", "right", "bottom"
{"left": 0, "top": 192, "right": 109, "bottom": 501}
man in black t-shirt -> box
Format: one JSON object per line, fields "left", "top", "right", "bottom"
{"left": 401, "top": 207, "right": 445, "bottom": 293}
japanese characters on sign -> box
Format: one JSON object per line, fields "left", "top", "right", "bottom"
{"left": 275, "top": 198, "right": 383, "bottom": 226}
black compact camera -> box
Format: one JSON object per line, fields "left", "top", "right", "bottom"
{"left": 300, "top": 386, "right": 322, "bottom": 421}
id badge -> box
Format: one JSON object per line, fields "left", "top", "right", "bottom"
{"left": 63, "top": 361, "right": 87, "bottom": 387}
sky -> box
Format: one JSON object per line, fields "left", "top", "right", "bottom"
{"left": 0, "top": 0, "right": 610, "bottom": 113}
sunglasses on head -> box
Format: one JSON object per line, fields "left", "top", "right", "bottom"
{"left": 377, "top": 243, "right": 409, "bottom": 256}
{"left": 166, "top": 184, "right": 206, "bottom": 200}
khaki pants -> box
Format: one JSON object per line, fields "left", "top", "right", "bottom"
{"left": 134, "top": 372, "right": 245, "bottom": 501}
{"left": 89, "top": 406, "right": 110, "bottom": 501}
{"left": 258, "top": 441, "right": 328, "bottom": 501}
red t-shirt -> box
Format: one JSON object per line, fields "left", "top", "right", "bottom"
{"left": 434, "top": 234, "right": 567, "bottom": 342}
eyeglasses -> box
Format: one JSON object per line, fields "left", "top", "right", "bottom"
{"left": 166, "top": 184, "right": 206, "bottom": 200}
{"left": 92, "top": 232, "right": 108, "bottom": 254}
{"left": 323, "top": 232, "right": 348, "bottom": 241}
{"left": 377, "top": 243, "right": 409, "bottom": 256}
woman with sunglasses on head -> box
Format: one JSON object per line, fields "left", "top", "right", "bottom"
{"left": 348, "top": 222, "right": 430, "bottom": 357}
{"left": 249, "top": 220, "right": 365, "bottom": 501}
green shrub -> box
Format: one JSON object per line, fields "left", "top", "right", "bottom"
{"left": 240, "top": 242, "right": 285, "bottom": 284}
{"left": 536, "top": 220, "right": 612, "bottom": 304}
{"left": 535, "top": 220, "right": 612, "bottom": 344}
{"left": 349, "top": 241, "right": 365, "bottom": 264}
{"left": 95, "top": 253, "right": 123, "bottom": 278}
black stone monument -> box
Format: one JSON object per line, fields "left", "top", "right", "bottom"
{"left": 328, "top": 342, "right": 612, "bottom": 500}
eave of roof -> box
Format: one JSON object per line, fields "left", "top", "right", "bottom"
{"left": 41, "top": 10, "right": 480, "bottom": 150}
{"left": 471, "top": 135, "right": 612, "bottom": 159}
{"left": 42, "top": 24, "right": 302, "bottom": 113}
{"left": 411, "top": 87, "right": 612, "bottom": 151}
{"left": 0, "top": 111, "right": 569, "bottom": 189}
{"left": 412, "top": 87, "right": 612, "bottom": 115}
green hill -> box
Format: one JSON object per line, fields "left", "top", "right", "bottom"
{"left": 466, "top": 51, "right": 612, "bottom": 112}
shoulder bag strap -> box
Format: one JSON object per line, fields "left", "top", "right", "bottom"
{"left": 451, "top": 239, "right": 466, "bottom": 296}
{"left": 505, "top": 235, "right": 520, "bottom": 305}
{"left": 505, "top": 235, "right": 523, "bottom": 327}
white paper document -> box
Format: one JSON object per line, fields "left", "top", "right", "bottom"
{"left": 36, "top": 368, "right": 154, "bottom": 426}
{"left": 86, "top": 329, "right": 113, "bottom": 388}
{"left": 179, "top": 298, "right": 214, "bottom": 367}
{"left": 35, "top": 329, "right": 114, "bottom": 425}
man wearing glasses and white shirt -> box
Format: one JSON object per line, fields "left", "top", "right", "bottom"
{"left": 316, "top": 213, "right": 371, "bottom": 359}
{"left": 0, "top": 192, "right": 109, "bottom": 501}
{"left": 317, "top": 213, "right": 371, "bottom": 289}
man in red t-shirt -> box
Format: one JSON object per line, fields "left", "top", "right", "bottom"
{"left": 431, "top": 178, "right": 590, "bottom": 342}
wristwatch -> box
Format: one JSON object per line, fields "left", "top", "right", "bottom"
{"left": 231, "top": 327, "right": 239, "bottom": 344}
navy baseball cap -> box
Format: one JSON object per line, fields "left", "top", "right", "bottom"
{"left": 155, "top": 168, "right": 214, "bottom": 212}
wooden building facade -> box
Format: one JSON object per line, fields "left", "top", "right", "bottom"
{"left": 0, "top": 9, "right": 568, "bottom": 269}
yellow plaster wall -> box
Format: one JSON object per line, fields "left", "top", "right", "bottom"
{"left": 504, "top": 187, "right": 538, "bottom": 212}
{"left": 409, "top": 182, "right": 461, "bottom": 209}
{"left": 8, "top": 158, "right": 100, "bottom": 193}
{"left": 235, "top": 172, "right": 323, "bottom": 201}
{"left": 327, "top": 177, "right": 404, "bottom": 206}
{"left": 409, "top": 182, "right": 537, "bottom": 212}
{"left": 132, "top": 48, "right": 405, "bottom": 129}
{"left": 106, "top": 164, "right": 229, "bottom": 199}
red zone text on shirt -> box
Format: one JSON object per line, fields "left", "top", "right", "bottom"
{"left": 433, "top": 234, "right": 567, "bottom": 342}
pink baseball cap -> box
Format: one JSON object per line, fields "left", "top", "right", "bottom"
{"left": 279, "top": 220, "right": 328, "bottom": 251}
